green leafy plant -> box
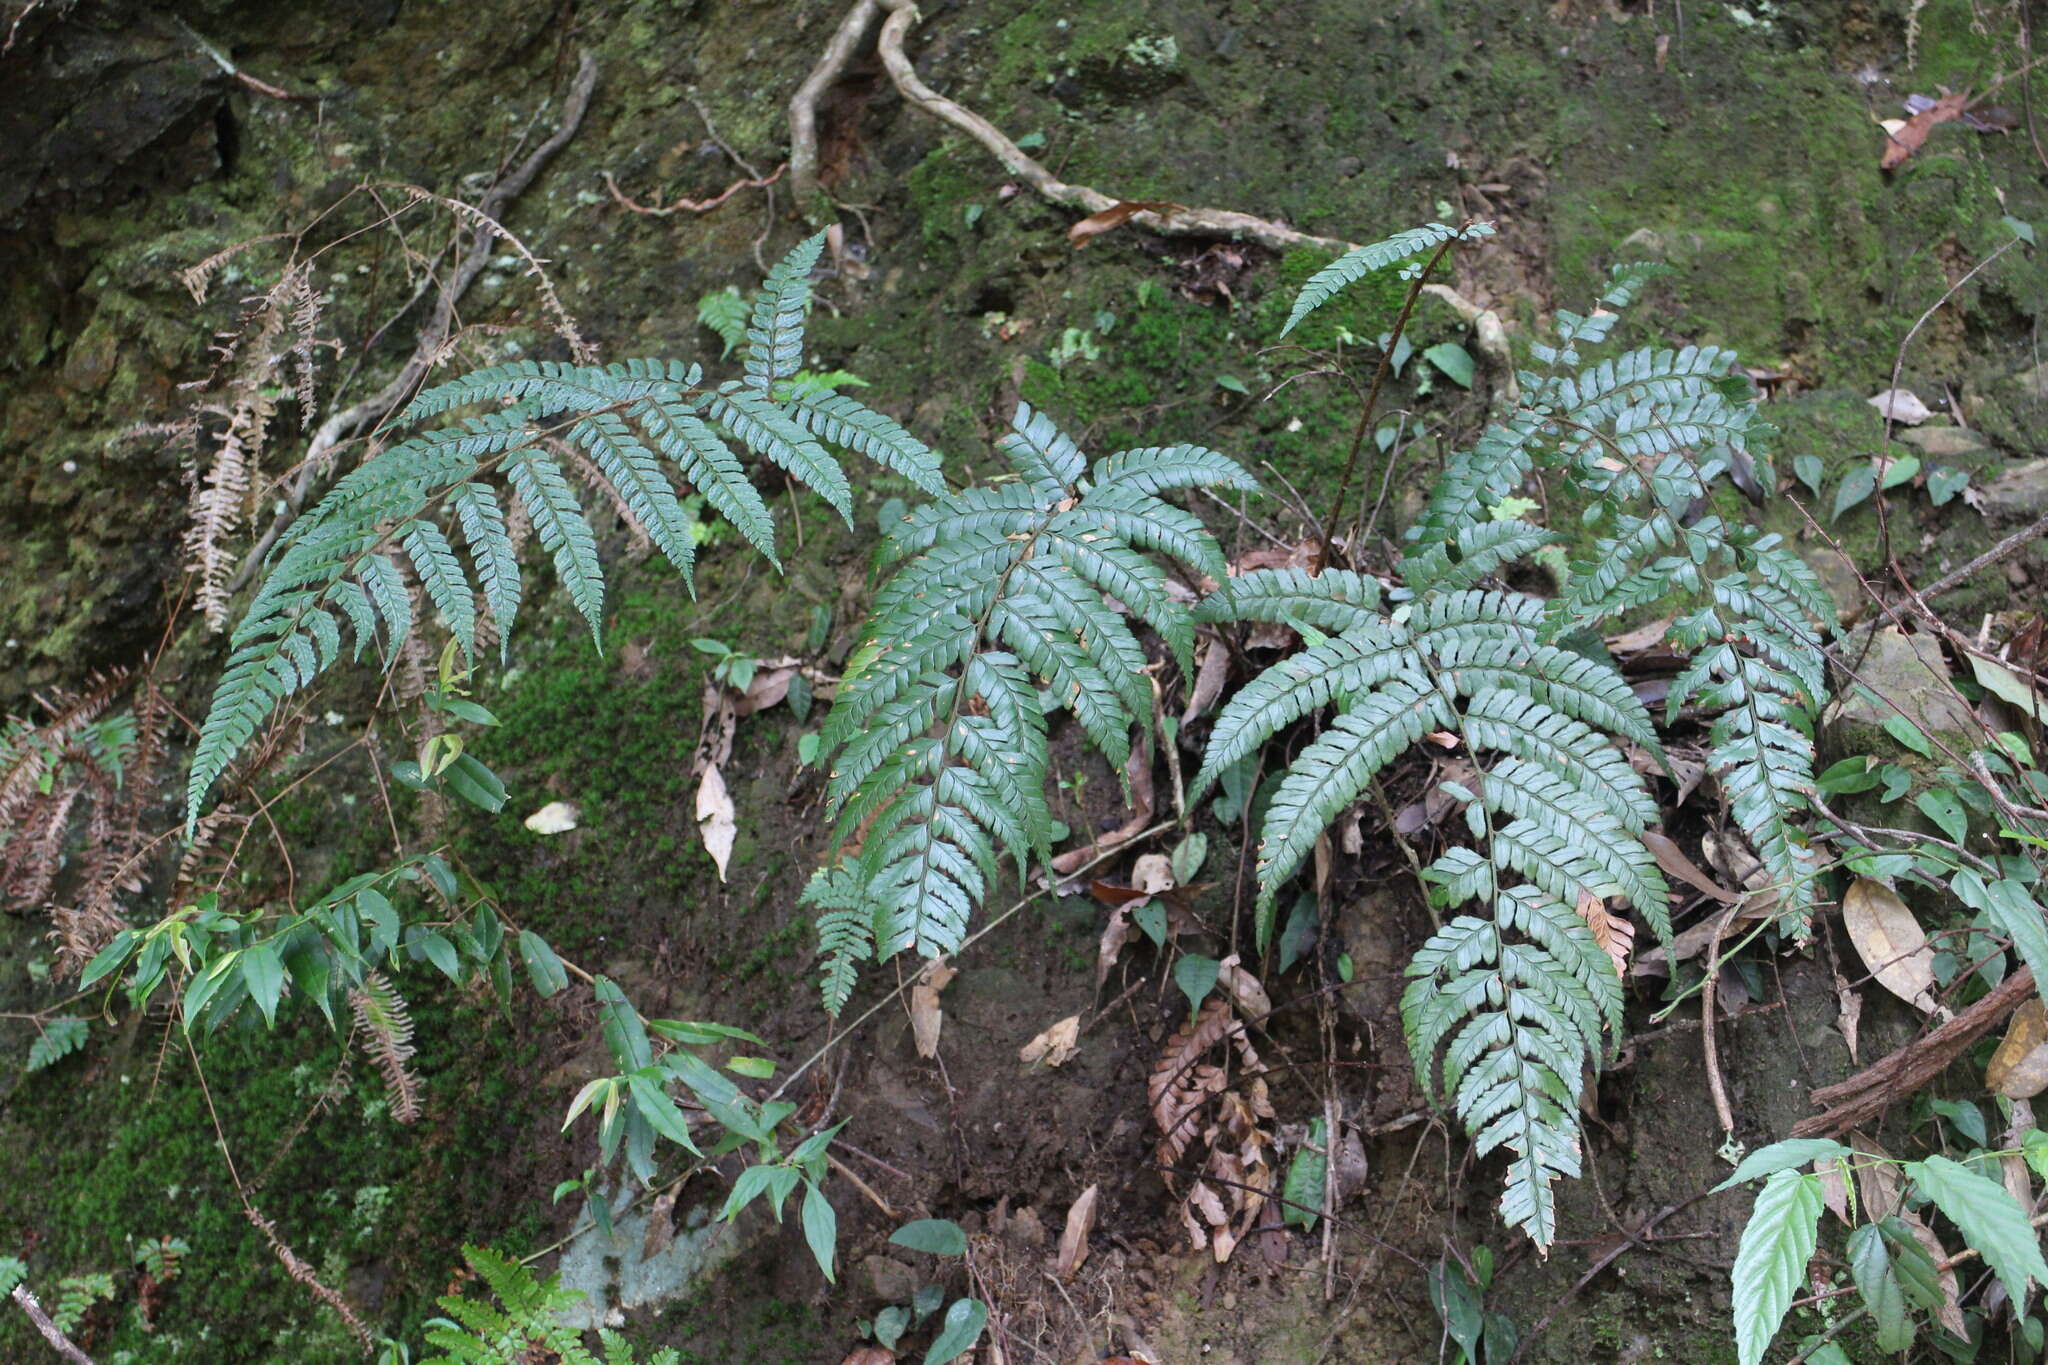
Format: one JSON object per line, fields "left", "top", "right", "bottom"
{"left": 418, "top": 1245, "right": 679, "bottom": 1365}
{"left": 1722, "top": 1137, "right": 2048, "bottom": 1364}
{"left": 1427, "top": 1247, "right": 1518, "bottom": 1365}
{"left": 1195, "top": 226, "right": 1835, "bottom": 1246}
{"left": 803, "top": 402, "right": 1256, "bottom": 1011}
{"left": 187, "top": 231, "right": 945, "bottom": 829}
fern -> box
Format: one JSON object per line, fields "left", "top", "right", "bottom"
{"left": 421, "top": 1245, "right": 685, "bottom": 1365}
{"left": 1280, "top": 221, "right": 1497, "bottom": 337}
{"left": 1194, "top": 248, "right": 1839, "bottom": 1247}
{"left": 186, "top": 232, "right": 946, "bottom": 828}
{"left": 806, "top": 404, "right": 1256, "bottom": 1012}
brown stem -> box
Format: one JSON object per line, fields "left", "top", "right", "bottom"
{"left": 10, "top": 1285, "right": 97, "bottom": 1365}
{"left": 1316, "top": 236, "right": 1458, "bottom": 569}
{"left": 1791, "top": 967, "right": 2034, "bottom": 1137}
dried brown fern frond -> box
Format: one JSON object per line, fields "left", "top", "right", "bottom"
{"left": 349, "top": 971, "right": 422, "bottom": 1124}
{"left": 0, "top": 667, "right": 130, "bottom": 828}
{"left": 1147, "top": 997, "right": 1277, "bottom": 1263}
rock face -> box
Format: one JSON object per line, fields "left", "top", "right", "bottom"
{"left": 1982, "top": 459, "right": 2048, "bottom": 520}
{"left": 1821, "top": 625, "right": 1975, "bottom": 755}
{"left": 1896, "top": 424, "right": 1994, "bottom": 459}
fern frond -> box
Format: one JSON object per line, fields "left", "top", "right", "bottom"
{"left": 1092, "top": 443, "right": 1263, "bottom": 495}
{"left": 742, "top": 230, "right": 825, "bottom": 394}
{"left": 706, "top": 382, "right": 853, "bottom": 522}
{"left": 1280, "top": 222, "right": 1495, "bottom": 337}
{"left": 505, "top": 453, "right": 606, "bottom": 644}
{"left": 1193, "top": 567, "right": 1384, "bottom": 633}
{"left": 1191, "top": 626, "right": 1412, "bottom": 796}
{"left": 809, "top": 404, "right": 1251, "bottom": 1009}
{"left": 401, "top": 521, "right": 477, "bottom": 663}
{"left": 350, "top": 970, "right": 420, "bottom": 1124}
{"left": 788, "top": 388, "right": 947, "bottom": 496}
{"left": 1399, "top": 520, "right": 1558, "bottom": 593}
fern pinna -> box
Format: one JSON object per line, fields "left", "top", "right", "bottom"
{"left": 806, "top": 404, "right": 1257, "bottom": 1012}
{"left": 1198, "top": 230, "right": 1834, "bottom": 1246}
{"left": 185, "top": 231, "right": 944, "bottom": 828}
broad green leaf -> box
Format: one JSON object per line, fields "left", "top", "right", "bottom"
{"left": 802, "top": 1182, "right": 838, "bottom": 1281}
{"left": 1916, "top": 789, "right": 1969, "bottom": 846}
{"left": 627, "top": 1075, "right": 702, "bottom": 1155}
{"left": 1847, "top": 1222, "right": 1915, "bottom": 1353}
{"left": 925, "top": 1297, "right": 989, "bottom": 1365}
{"left": 440, "top": 753, "right": 508, "bottom": 812}
{"left": 1882, "top": 714, "right": 1933, "bottom": 757}
{"left": 727, "top": 1055, "right": 775, "bottom": 1079}
{"left": 594, "top": 977, "right": 653, "bottom": 1070}
{"left": 517, "top": 931, "right": 569, "bottom": 996}
{"left": 79, "top": 930, "right": 137, "bottom": 989}
{"left": 1832, "top": 464, "right": 1875, "bottom": 520}
{"left": 412, "top": 929, "right": 462, "bottom": 983}
{"left": 1880, "top": 454, "right": 1921, "bottom": 490}
{"left": 1713, "top": 1138, "right": 1850, "bottom": 1193}
{"left": 874, "top": 1304, "right": 910, "bottom": 1350}
{"left": 1731, "top": 1170, "right": 1824, "bottom": 1365}
{"left": 1174, "top": 953, "right": 1220, "bottom": 1016}
{"left": 1282, "top": 1117, "right": 1328, "bottom": 1230}
{"left": 1424, "top": 341, "right": 1476, "bottom": 388}
{"left": 1906, "top": 1155, "right": 2048, "bottom": 1308}
{"left": 890, "top": 1218, "right": 967, "bottom": 1257}
{"left": 241, "top": 942, "right": 286, "bottom": 1027}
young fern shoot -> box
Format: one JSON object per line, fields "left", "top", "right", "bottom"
{"left": 186, "top": 232, "right": 945, "bottom": 829}
{"left": 805, "top": 404, "right": 1257, "bottom": 1012}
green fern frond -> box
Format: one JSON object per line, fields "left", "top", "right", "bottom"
{"left": 1192, "top": 567, "right": 1384, "bottom": 632}
{"left": 422, "top": 1245, "right": 601, "bottom": 1365}
{"left": 187, "top": 236, "right": 948, "bottom": 828}
{"left": 808, "top": 404, "right": 1252, "bottom": 1010}
{"left": 1399, "top": 520, "right": 1558, "bottom": 593}
{"left": 742, "top": 230, "right": 825, "bottom": 394}
{"left": 1280, "top": 221, "right": 1497, "bottom": 337}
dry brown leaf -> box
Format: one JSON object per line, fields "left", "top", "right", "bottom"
{"left": 1641, "top": 830, "right": 1740, "bottom": 903}
{"left": 1054, "top": 1183, "right": 1099, "bottom": 1279}
{"left": 838, "top": 1351, "right": 896, "bottom": 1365}
{"left": 1605, "top": 616, "right": 1678, "bottom": 657}
{"left": 1901, "top": 1212, "right": 1967, "bottom": 1337}
{"left": 911, "top": 957, "right": 957, "bottom": 1059}
{"left": 733, "top": 657, "right": 806, "bottom": 716}
{"left": 1835, "top": 970, "right": 1862, "bottom": 1064}
{"left": 1851, "top": 1130, "right": 1903, "bottom": 1222}
{"left": 1842, "top": 878, "right": 1939, "bottom": 1014}
{"left": 641, "top": 1183, "right": 680, "bottom": 1259}
{"left": 1068, "top": 199, "right": 1184, "bottom": 247}
{"left": 1019, "top": 1014, "right": 1081, "bottom": 1068}
{"left": 1574, "top": 890, "right": 1634, "bottom": 978}
{"left": 1216, "top": 952, "right": 1273, "bottom": 1020}
{"left": 1988, "top": 997, "right": 2048, "bottom": 1097}
{"left": 1814, "top": 1154, "right": 1851, "bottom": 1224}
{"left": 2003, "top": 1100, "right": 2037, "bottom": 1213}
{"left": 1096, "top": 905, "right": 1133, "bottom": 990}
{"left": 695, "top": 765, "right": 736, "bottom": 881}
{"left": 1131, "top": 853, "right": 1175, "bottom": 894}
{"left": 1181, "top": 633, "right": 1231, "bottom": 725}
{"left": 1881, "top": 92, "right": 1971, "bottom": 169}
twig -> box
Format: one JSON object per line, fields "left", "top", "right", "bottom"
{"left": 1915, "top": 507, "right": 2048, "bottom": 601}
{"left": 870, "top": 0, "right": 1354, "bottom": 255}
{"left": 602, "top": 163, "right": 786, "bottom": 217}
{"left": 1701, "top": 897, "right": 1743, "bottom": 1134}
{"left": 172, "top": 16, "right": 307, "bottom": 101}
{"left": 1791, "top": 967, "right": 2035, "bottom": 1137}
{"left": 227, "top": 51, "right": 601, "bottom": 591}
{"left": 9, "top": 1285, "right": 96, "bottom": 1365}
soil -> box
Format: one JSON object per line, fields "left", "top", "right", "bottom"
{"left": 2, "top": 0, "right": 2046, "bottom": 1361}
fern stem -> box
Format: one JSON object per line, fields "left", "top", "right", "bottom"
{"left": 1316, "top": 234, "right": 1460, "bottom": 568}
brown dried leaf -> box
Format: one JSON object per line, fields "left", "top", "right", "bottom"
{"left": 1850, "top": 1130, "right": 1903, "bottom": 1222}
{"left": 911, "top": 957, "right": 957, "bottom": 1059}
{"left": 1068, "top": 200, "right": 1184, "bottom": 247}
{"left": 1988, "top": 997, "right": 2048, "bottom": 1098}
{"left": 1096, "top": 905, "right": 1133, "bottom": 990}
{"left": 1019, "top": 1014, "right": 1080, "bottom": 1068}
{"left": 1881, "top": 92, "right": 1971, "bottom": 169}
{"left": 1574, "top": 891, "right": 1634, "bottom": 978}
{"left": 1181, "top": 633, "right": 1231, "bottom": 725}
{"left": 733, "top": 658, "right": 806, "bottom": 717}
{"left": 839, "top": 1351, "right": 897, "bottom": 1365}
{"left": 641, "top": 1184, "right": 680, "bottom": 1260}
{"left": 1814, "top": 1154, "right": 1852, "bottom": 1225}
{"left": 1131, "top": 853, "right": 1176, "bottom": 894}
{"left": 1054, "top": 1183, "right": 1099, "bottom": 1279}
{"left": 695, "top": 765, "right": 736, "bottom": 882}
{"left": 1842, "top": 878, "right": 1939, "bottom": 1014}
{"left": 1215, "top": 952, "right": 1273, "bottom": 1020}
{"left": 1899, "top": 1211, "right": 1967, "bottom": 1337}
{"left": 1641, "top": 830, "right": 1740, "bottom": 903}
{"left": 1835, "top": 970, "right": 1862, "bottom": 1064}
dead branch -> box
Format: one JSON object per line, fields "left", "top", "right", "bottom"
{"left": 226, "top": 50, "right": 601, "bottom": 592}
{"left": 1791, "top": 968, "right": 2034, "bottom": 1138}
{"left": 9, "top": 1285, "right": 96, "bottom": 1365}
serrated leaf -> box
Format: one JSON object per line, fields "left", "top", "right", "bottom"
{"left": 1906, "top": 1154, "right": 2048, "bottom": 1308}
{"left": 1847, "top": 1222, "right": 1915, "bottom": 1353}
{"left": 1714, "top": 1138, "right": 1851, "bottom": 1193}
{"left": 1731, "top": 1169, "right": 1824, "bottom": 1365}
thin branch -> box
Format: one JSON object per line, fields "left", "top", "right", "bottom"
{"left": 9, "top": 1285, "right": 96, "bottom": 1365}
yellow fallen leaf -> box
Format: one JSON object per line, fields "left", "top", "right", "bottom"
{"left": 1842, "top": 878, "right": 1939, "bottom": 1014}
{"left": 1989, "top": 998, "right": 2048, "bottom": 1098}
